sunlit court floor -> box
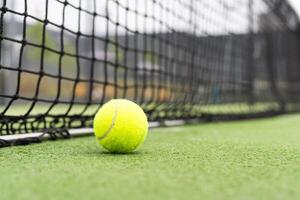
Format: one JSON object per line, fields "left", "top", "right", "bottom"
{"left": 1, "top": 114, "right": 300, "bottom": 200}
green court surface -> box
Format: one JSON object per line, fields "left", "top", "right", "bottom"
{"left": 1, "top": 114, "right": 300, "bottom": 200}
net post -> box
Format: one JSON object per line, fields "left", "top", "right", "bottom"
{"left": 188, "top": 0, "right": 196, "bottom": 105}
{"left": 262, "top": 5, "right": 286, "bottom": 112}
{"left": 264, "top": 33, "right": 286, "bottom": 112}
{"left": 0, "top": 0, "right": 3, "bottom": 106}
{"left": 247, "top": 0, "right": 255, "bottom": 105}
{"left": 0, "top": 0, "right": 15, "bottom": 106}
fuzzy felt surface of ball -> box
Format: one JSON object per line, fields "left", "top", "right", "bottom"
{"left": 93, "top": 99, "right": 148, "bottom": 153}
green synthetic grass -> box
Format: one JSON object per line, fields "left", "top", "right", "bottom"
{"left": 1, "top": 114, "right": 300, "bottom": 200}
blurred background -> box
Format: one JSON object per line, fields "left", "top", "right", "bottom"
{"left": 0, "top": 0, "right": 299, "bottom": 105}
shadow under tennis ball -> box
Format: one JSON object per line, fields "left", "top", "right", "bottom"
{"left": 83, "top": 149, "right": 148, "bottom": 157}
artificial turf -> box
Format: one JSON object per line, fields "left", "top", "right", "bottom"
{"left": 1, "top": 114, "right": 300, "bottom": 200}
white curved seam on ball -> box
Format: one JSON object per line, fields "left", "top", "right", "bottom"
{"left": 97, "top": 104, "right": 118, "bottom": 141}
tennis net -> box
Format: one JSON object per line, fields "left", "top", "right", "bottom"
{"left": 1, "top": 0, "right": 300, "bottom": 145}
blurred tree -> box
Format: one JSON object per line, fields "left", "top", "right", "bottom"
{"left": 25, "top": 23, "right": 76, "bottom": 99}
{"left": 26, "top": 23, "right": 75, "bottom": 68}
{"left": 145, "top": 51, "right": 158, "bottom": 64}
{"left": 108, "top": 42, "right": 124, "bottom": 63}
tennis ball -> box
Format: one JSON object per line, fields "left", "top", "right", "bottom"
{"left": 93, "top": 99, "right": 148, "bottom": 153}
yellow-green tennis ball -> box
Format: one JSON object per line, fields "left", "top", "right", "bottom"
{"left": 93, "top": 99, "right": 148, "bottom": 153}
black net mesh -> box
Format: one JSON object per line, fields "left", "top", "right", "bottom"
{"left": 0, "top": 0, "right": 300, "bottom": 137}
